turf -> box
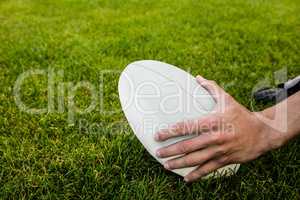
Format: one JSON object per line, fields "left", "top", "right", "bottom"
{"left": 0, "top": 0, "right": 300, "bottom": 199}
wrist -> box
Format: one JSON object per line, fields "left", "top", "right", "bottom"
{"left": 254, "top": 110, "right": 287, "bottom": 151}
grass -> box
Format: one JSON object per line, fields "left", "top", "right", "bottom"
{"left": 0, "top": 0, "right": 300, "bottom": 199}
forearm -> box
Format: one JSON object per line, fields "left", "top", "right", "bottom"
{"left": 261, "top": 91, "right": 300, "bottom": 146}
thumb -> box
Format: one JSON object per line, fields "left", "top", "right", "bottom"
{"left": 196, "top": 75, "right": 230, "bottom": 109}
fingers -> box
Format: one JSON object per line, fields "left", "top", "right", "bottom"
{"left": 196, "top": 75, "right": 229, "bottom": 105}
{"left": 155, "top": 115, "right": 219, "bottom": 142}
{"left": 154, "top": 120, "right": 196, "bottom": 141}
{"left": 184, "top": 159, "right": 224, "bottom": 182}
{"left": 196, "top": 75, "right": 224, "bottom": 98}
{"left": 156, "top": 131, "right": 225, "bottom": 158}
{"left": 163, "top": 145, "right": 220, "bottom": 170}
{"left": 154, "top": 75, "right": 228, "bottom": 143}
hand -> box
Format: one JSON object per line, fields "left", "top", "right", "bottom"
{"left": 155, "top": 75, "right": 284, "bottom": 182}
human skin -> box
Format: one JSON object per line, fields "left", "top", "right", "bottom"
{"left": 155, "top": 75, "right": 300, "bottom": 182}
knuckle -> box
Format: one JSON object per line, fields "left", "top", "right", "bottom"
{"left": 158, "top": 130, "right": 170, "bottom": 141}
{"left": 184, "top": 156, "right": 196, "bottom": 166}
{"left": 224, "top": 130, "right": 235, "bottom": 140}
{"left": 219, "top": 133, "right": 227, "bottom": 144}
{"left": 215, "top": 146, "right": 227, "bottom": 156}
{"left": 180, "top": 139, "right": 195, "bottom": 153}
{"left": 178, "top": 143, "right": 188, "bottom": 153}
{"left": 173, "top": 122, "right": 186, "bottom": 136}
{"left": 212, "top": 132, "right": 225, "bottom": 144}
{"left": 216, "top": 156, "right": 230, "bottom": 165}
{"left": 199, "top": 168, "right": 209, "bottom": 176}
{"left": 210, "top": 134, "right": 218, "bottom": 143}
{"left": 157, "top": 133, "right": 165, "bottom": 140}
{"left": 167, "top": 161, "right": 174, "bottom": 169}
{"left": 187, "top": 173, "right": 197, "bottom": 181}
{"left": 182, "top": 157, "right": 190, "bottom": 166}
{"left": 169, "top": 127, "right": 177, "bottom": 137}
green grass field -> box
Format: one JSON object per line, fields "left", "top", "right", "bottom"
{"left": 1, "top": 0, "right": 300, "bottom": 199}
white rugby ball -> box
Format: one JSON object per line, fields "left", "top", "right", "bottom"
{"left": 118, "top": 60, "right": 239, "bottom": 178}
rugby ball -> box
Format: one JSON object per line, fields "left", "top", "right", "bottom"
{"left": 118, "top": 60, "right": 239, "bottom": 178}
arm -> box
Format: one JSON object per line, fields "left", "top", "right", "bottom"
{"left": 262, "top": 91, "right": 300, "bottom": 145}
{"left": 155, "top": 75, "right": 300, "bottom": 182}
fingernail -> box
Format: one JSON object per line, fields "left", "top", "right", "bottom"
{"left": 156, "top": 150, "right": 161, "bottom": 157}
{"left": 184, "top": 177, "right": 189, "bottom": 182}
{"left": 164, "top": 162, "right": 170, "bottom": 170}
{"left": 196, "top": 75, "right": 202, "bottom": 79}
{"left": 154, "top": 133, "right": 160, "bottom": 141}
{"left": 196, "top": 75, "right": 206, "bottom": 81}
